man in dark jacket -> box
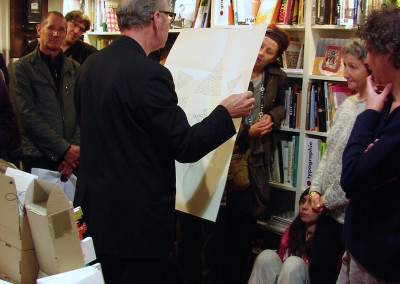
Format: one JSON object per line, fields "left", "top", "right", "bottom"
{"left": 0, "top": 75, "right": 17, "bottom": 161}
{"left": 21, "top": 10, "right": 97, "bottom": 65}
{"left": 74, "top": 0, "right": 254, "bottom": 282}
{"left": 10, "top": 11, "right": 80, "bottom": 179}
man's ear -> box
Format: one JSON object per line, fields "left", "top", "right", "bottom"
{"left": 152, "top": 11, "right": 162, "bottom": 30}
{"left": 36, "top": 24, "right": 41, "bottom": 37}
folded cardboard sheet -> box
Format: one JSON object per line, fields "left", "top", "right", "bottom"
{"left": 25, "top": 178, "right": 85, "bottom": 275}
{"left": 0, "top": 172, "right": 39, "bottom": 284}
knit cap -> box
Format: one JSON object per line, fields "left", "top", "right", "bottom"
{"left": 265, "top": 24, "right": 290, "bottom": 57}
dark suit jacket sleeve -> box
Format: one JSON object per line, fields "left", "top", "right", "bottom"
{"left": 139, "top": 66, "right": 236, "bottom": 163}
{"left": 0, "top": 77, "right": 15, "bottom": 148}
{"left": 341, "top": 109, "right": 400, "bottom": 198}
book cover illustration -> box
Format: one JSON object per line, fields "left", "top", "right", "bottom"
{"left": 283, "top": 37, "right": 302, "bottom": 69}
{"left": 170, "top": 0, "right": 198, "bottom": 28}
{"left": 321, "top": 45, "right": 343, "bottom": 72}
{"left": 312, "top": 38, "right": 348, "bottom": 77}
{"left": 255, "top": 0, "right": 281, "bottom": 25}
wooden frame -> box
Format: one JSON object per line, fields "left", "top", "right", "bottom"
{"left": 321, "top": 45, "right": 343, "bottom": 73}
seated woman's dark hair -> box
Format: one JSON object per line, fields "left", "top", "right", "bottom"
{"left": 288, "top": 188, "right": 313, "bottom": 258}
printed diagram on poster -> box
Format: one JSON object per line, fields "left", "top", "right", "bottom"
{"left": 165, "top": 25, "right": 267, "bottom": 221}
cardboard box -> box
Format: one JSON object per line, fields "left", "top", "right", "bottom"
{"left": 0, "top": 239, "right": 38, "bottom": 284}
{"left": 25, "top": 179, "right": 85, "bottom": 275}
{"left": 80, "top": 237, "right": 96, "bottom": 265}
{"left": 0, "top": 274, "right": 14, "bottom": 283}
{"left": 0, "top": 174, "right": 34, "bottom": 251}
{"left": 0, "top": 173, "right": 39, "bottom": 284}
{"left": 36, "top": 264, "right": 104, "bottom": 284}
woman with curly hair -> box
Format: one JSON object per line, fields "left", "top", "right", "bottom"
{"left": 248, "top": 188, "right": 318, "bottom": 284}
{"left": 339, "top": 7, "right": 400, "bottom": 283}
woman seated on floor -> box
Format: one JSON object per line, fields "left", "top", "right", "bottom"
{"left": 248, "top": 188, "right": 318, "bottom": 284}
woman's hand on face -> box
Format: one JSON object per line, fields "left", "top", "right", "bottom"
{"left": 365, "top": 75, "right": 393, "bottom": 112}
{"left": 310, "top": 191, "right": 325, "bottom": 214}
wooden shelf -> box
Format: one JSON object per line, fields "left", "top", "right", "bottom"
{"left": 269, "top": 182, "right": 297, "bottom": 192}
{"left": 86, "top": 31, "right": 120, "bottom": 36}
{"left": 305, "top": 130, "right": 329, "bottom": 138}
{"left": 311, "top": 24, "right": 358, "bottom": 30}
{"left": 308, "top": 75, "right": 347, "bottom": 82}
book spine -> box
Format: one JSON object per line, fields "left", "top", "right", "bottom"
{"left": 298, "top": 0, "right": 304, "bottom": 24}
{"left": 305, "top": 82, "right": 311, "bottom": 130}
{"left": 309, "top": 85, "right": 316, "bottom": 131}
{"left": 302, "top": 137, "right": 321, "bottom": 188}
{"left": 317, "top": 83, "right": 327, "bottom": 132}
{"left": 281, "top": 140, "right": 289, "bottom": 185}
{"left": 293, "top": 135, "right": 299, "bottom": 187}
{"left": 287, "top": 140, "right": 293, "bottom": 186}
{"left": 278, "top": 0, "right": 287, "bottom": 22}
{"left": 284, "top": 0, "right": 293, "bottom": 24}
{"left": 296, "top": 43, "right": 304, "bottom": 69}
{"left": 194, "top": 0, "right": 211, "bottom": 28}
{"left": 214, "top": 0, "right": 229, "bottom": 26}
{"left": 324, "top": 81, "right": 331, "bottom": 131}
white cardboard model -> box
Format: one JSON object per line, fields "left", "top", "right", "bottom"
{"left": 25, "top": 178, "right": 85, "bottom": 275}
{"left": 0, "top": 173, "right": 39, "bottom": 284}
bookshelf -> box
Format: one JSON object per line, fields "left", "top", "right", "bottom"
{"left": 265, "top": 0, "right": 359, "bottom": 232}
{"left": 83, "top": 0, "right": 361, "bottom": 234}
{"left": 209, "top": 0, "right": 360, "bottom": 234}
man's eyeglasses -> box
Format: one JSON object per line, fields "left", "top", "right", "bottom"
{"left": 70, "top": 20, "right": 87, "bottom": 34}
{"left": 159, "top": 11, "right": 176, "bottom": 24}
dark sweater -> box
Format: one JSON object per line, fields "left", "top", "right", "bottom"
{"left": 341, "top": 103, "right": 400, "bottom": 281}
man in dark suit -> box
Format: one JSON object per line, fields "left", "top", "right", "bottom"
{"left": 74, "top": 0, "right": 255, "bottom": 282}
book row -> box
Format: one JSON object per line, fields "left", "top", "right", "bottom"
{"left": 305, "top": 81, "right": 353, "bottom": 132}
{"left": 269, "top": 134, "right": 327, "bottom": 191}
{"left": 311, "top": 0, "right": 394, "bottom": 26}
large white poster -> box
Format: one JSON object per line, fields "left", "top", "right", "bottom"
{"left": 165, "top": 25, "right": 267, "bottom": 221}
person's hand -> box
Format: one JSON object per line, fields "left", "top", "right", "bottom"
{"left": 57, "top": 160, "right": 73, "bottom": 180}
{"left": 220, "top": 91, "right": 255, "bottom": 118}
{"left": 365, "top": 76, "right": 393, "bottom": 112}
{"left": 260, "top": 114, "right": 274, "bottom": 136}
{"left": 64, "top": 145, "right": 80, "bottom": 168}
{"left": 365, "top": 138, "right": 379, "bottom": 153}
{"left": 248, "top": 115, "right": 274, "bottom": 138}
{"left": 310, "top": 191, "right": 325, "bottom": 214}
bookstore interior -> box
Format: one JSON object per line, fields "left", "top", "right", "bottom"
{"left": 0, "top": 0, "right": 396, "bottom": 283}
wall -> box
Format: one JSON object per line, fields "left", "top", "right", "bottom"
{"left": 0, "top": 1, "right": 10, "bottom": 64}
{"left": 49, "top": 0, "right": 63, "bottom": 12}
{"left": 10, "top": 0, "right": 48, "bottom": 58}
